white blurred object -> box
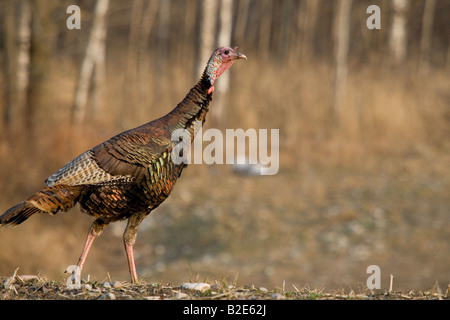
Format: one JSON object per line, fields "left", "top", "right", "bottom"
{"left": 232, "top": 155, "right": 265, "bottom": 176}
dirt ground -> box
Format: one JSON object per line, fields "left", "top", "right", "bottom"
{"left": 1, "top": 275, "right": 448, "bottom": 300}
{"left": 1, "top": 148, "right": 449, "bottom": 296}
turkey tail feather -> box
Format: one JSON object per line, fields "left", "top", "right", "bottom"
{"left": 0, "top": 202, "right": 40, "bottom": 227}
{"left": 0, "top": 185, "right": 82, "bottom": 227}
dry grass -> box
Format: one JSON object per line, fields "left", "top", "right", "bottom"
{"left": 1, "top": 274, "right": 447, "bottom": 300}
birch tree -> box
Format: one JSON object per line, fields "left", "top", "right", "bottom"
{"left": 197, "top": 0, "right": 218, "bottom": 76}
{"left": 16, "top": 0, "right": 32, "bottom": 116}
{"left": 214, "top": 0, "right": 233, "bottom": 121}
{"left": 333, "top": 0, "right": 353, "bottom": 114}
{"left": 72, "top": 0, "right": 109, "bottom": 126}
{"left": 389, "top": 0, "right": 409, "bottom": 65}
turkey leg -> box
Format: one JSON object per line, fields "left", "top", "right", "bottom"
{"left": 76, "top": 219, "right": 109, "bottom": 272}
{"left": 123, "top": 212, "right": 146, "bottom": 284}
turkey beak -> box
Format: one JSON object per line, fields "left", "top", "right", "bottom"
{"left": 233, "top": 51, "right": 247, "bottom": 60}
{"left": 237, "top": 52, "right": 247, "bottom": 60}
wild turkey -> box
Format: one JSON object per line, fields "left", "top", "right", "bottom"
{"left": 0, "top": 46, "right": 246, "bottom": 283}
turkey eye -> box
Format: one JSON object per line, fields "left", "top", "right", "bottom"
{"left": 224, "top": 50, "right": 229, "bottom": 55}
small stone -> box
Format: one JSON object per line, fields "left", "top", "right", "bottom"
{"left": 174, "top": 292, "right": 189, "bottom": 299}
{"left": 271, "top": 293, "right": 284, "bottom": 300}
{"left": 181, "top": 283, "right": 211, "bottom": 292}
{"left": 259, "top": 287, "right": 269, "bottom": 293}
{"left": 211, "top": 284, "right": 221, "bottom": 291}
{"left": 112, "top": 281, "right": 123, "bottom": 288}
{"left": 103, "top": 282, "right": 112, "bottom": 289}
{"left": 98, "top": 292, "right": 116, "bottom": 300}
{"left": 83, "top": 283, "right": 92, "bottom": 291}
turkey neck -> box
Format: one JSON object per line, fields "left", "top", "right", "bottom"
{"left": 165, "top": 70, "right": 212, "bottom": 140}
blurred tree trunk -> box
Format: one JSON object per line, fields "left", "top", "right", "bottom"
{"left": 447, "top": 35, "right": 450, "bottom": 69}
{"left": 419, "top": 0, "right": 436, "bottom": 73}
{"left": 389, "top": 0, "right": 409, "bottom": 66}
{"left": 138, "top": 0, "right": 158, "bottom": 98}
{"left": 92, "top": 2, "right": 108, "bottom": 120}
{"left": 296, "top": 0, "right": 320, "bottom": 61}
{"left": 234, "top": 0, "right": 250, "bottom": 44}
{"left": 180, "top": 0, "right": 198, "bottom": 66}
{"left": 16, "top": 0, "right": 32, "bottom": 127}
{"left": 333, "top": 0, "right": 353, "bottom": 114}
{"left": 278, "top": 0, "right": 293, "bottom": 58}
{"left": 127, "top": 0, "right": 144, "bottom": 80}
{"left": 217, "top": 0, "right": 233, "bottom": 54}
{"left": 258, "top": 0, "right": 272, "bottom": 60}
{"left": 2, "top": 1, "right": 18, "bottom": 130}
{"left": 156, "top": 0, "right": 170, "bottom": 71}
{"left": 26, "top": 0, "right": 57, "bottom": 141}
{"left": 72, "top": 0, "right": 109, "bottom": 126}
{"left": 139, "top": 0, "right": 159, "bottom": 58}
{"left": 153, "top": 0, "right": 171, "bottom": 101}
{"left": 213, "top": 0, "right": 233, "bottom": 123}
{"left": 197, "top": 0, "right": 218, "bottom": 76}
{"left": 124, "top": 0, "right": 144, "bottom": 111}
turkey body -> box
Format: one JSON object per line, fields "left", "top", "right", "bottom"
{"left": 50, "top": 114, "right": 192, "bottom": 223}
{"left": 0, "top": 46, "right": 246, "bottom": 283}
